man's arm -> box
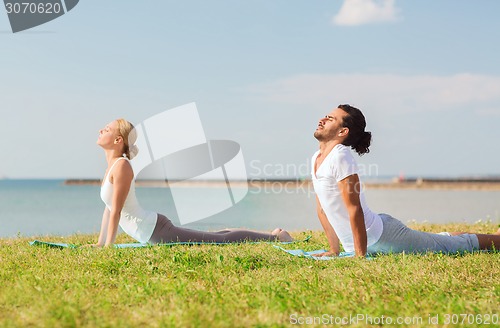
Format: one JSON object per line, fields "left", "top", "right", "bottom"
{"left": 338, "top": 174, "right": 367, "bottom": 257}
{"left": 314, "top": 196, "right": 340, "bottom": 256}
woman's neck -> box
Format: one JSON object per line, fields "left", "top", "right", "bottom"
{"left": 104, "top": 149, "right": 123, "bottom": 166}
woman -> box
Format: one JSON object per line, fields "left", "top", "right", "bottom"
{"left": 91, "top": 118, "right": 292, "bottom": 247}
{"left": 312, "top": 104, "right": 500, "bottom": 257}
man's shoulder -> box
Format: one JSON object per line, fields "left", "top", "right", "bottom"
{"left": 332, "top": 143, "right": 350, "bottom": 153}
{"left": 331, "top": 144, "right": 354, "bottom": 160}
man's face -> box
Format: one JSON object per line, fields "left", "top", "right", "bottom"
{"left": 314, "top": 108, "right": 347, "bottom": 141}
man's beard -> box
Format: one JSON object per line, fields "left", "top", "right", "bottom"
{"left": 314, "top": 130, "right": 325, "bottom": 141}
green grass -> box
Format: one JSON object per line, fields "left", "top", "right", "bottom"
{"left": 1, "top": 222, "right": 499, "bottom": 327}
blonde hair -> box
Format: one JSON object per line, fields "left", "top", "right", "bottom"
{"left": 116, "top": 118, "right": 139, "bottom": 159}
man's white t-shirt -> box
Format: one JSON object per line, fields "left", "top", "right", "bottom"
{"left": 311, "top": 144, "right": 383, "bottom": 252}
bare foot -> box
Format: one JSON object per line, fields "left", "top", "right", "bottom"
{"left": 277, "top": 230, "right": 293, "bottom": 242}
{"left": 495, "top": 228, "right": 500, "bottom": 235}
{"left": 272, "top": 228, "right": 282, "bottom": 236}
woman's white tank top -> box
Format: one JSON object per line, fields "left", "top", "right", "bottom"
{"left": 100, "top": 157, "right": 157, "bottom": 243}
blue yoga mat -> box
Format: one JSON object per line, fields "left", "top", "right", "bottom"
{"left": 274, "top": 246, "right": 374, "bottom": 260}
{"left": 30, "top": 236, "right": 311, "bottom": 249}
{"left": 29, "top": 241, "right": 149, "bottom": 249}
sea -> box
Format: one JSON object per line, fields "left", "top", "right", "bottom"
{"left": 1, "top": 179, "right": 499, "bottom": 239}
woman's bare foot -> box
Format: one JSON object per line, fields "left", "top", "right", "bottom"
{"left": 278, "top": 230, "right": 293, "bottom": 242}
{"left": 272, "top": 228, "right": 293, "bottom": 242}
{"left": 272, "top": 228, "right": 282, "bottom": 236}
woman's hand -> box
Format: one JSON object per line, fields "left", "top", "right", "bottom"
{"left": 81, "top": 243, "right": 103, "bottom": 248}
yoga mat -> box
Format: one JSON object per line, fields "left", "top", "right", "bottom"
{"left": 274, "top": 246, "right": 374, "bottom": 260}
{"left": 30, "top": 236, "right": 311, "bottom": 249}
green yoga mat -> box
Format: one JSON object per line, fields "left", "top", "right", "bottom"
{"left": 30, "top": 236, "right": 311, "bottom": 249}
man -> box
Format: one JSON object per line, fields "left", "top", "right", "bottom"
{"left": 311, "top": 104, "right": 500, "bottom": 257}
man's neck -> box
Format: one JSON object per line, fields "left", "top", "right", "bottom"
{"left": 318, "top": 140, "right": 341, "bottom": 158}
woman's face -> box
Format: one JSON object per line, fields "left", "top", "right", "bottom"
{"left": 97, "top": 120, "right": 121, "bottom": 148}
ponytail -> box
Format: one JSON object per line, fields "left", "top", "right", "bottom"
{"left": 338, "top": 104, "right": 372, "bottom": 156}
{"left": 352, "top": 131, "right": 371, "bottom": 155}
{"left": 116, "top": 118, "right": 139, "bottom": 160}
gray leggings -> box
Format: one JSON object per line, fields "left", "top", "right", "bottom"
{"left": 367, "top": 214, "right": 480, "bottom": 254}
{"left": 148, "top": 215, "right": 277, "bottom": 244}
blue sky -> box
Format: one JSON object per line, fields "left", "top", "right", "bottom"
{"left": 1, "top": 0, "right": 500, "bottom": 179}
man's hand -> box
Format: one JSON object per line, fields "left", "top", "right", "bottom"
{"left": 312, "top": 251, "right": 339, "bottom": 257}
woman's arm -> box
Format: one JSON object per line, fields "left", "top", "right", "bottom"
{"left": 105, "top": 160, "right": 133, "bottom": 246}
{"left": 338, "top": 174, "right": 367, "bottom": 257}
{"left": 314, "top": 196, "right": 340, "bottom": 256}
{"left": 96, "top": 207, "right": 110, "bottom": 246}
